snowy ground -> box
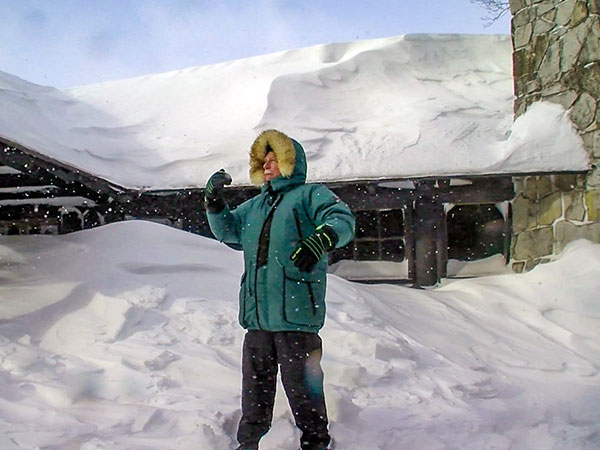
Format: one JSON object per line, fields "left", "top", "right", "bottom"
{"left": 1, "top": 220, "right": 599, "bottom": 449}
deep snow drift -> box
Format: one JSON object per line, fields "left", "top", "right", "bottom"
{"left": 0, "top": 34, "right": 589, "bottom": 189}
{"left": 1, "top": 221, "right": 599, "bottom": 449}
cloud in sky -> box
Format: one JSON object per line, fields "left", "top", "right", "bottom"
{"left": 0, "top": 0, "right": 510, "bottom": 88}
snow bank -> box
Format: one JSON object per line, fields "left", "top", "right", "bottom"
{"left": 0, "top": 34, "right": 589, "bottom": 189}
{"left": 1, "top": 221, "right": 599, "bottom": 449}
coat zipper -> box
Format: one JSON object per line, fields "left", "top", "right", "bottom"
{"left": 293, "top": 208, "right": 303, "bottom": 240}
{"left": 253, "top": 193, "right": 283, "bottom": 329}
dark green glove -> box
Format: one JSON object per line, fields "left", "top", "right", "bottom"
{"left": 205, "top": 169, "right": 232, "bottom": 213}
{"left": 290, "top": 225, "right": 338, "bottom": 272}
{"left": 205, "top": 169, "right": 232, "bottom": 199}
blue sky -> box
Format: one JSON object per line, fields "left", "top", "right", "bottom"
{"left": 0, "top": 0, "right": 510, "bottom": 89}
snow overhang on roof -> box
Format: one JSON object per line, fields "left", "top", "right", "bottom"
{"left": 0, "top": 34, "right": 591, "bottom": 191}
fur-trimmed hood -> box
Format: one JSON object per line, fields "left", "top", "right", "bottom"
{"left": 249, "top": 129, "right": 307, "bottom": 187}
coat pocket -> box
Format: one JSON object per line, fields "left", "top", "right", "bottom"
{"left": 282, "top": 266, "right": 326, "bottom": 327}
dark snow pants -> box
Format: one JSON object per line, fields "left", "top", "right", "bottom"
{"left": 236, "top": 330, "right": 331, "bottom": 450}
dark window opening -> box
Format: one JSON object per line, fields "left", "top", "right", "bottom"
{"left": 355, "top": 210, "right": 379, "bottom": 239}
{"left": 61, "top": 212, "right": 82, "bottom": 233}
{"left": 447, "top": 204, "right": 506, "bottom": 261}
{"left": 7, "top": 224, "right": 20, "bottom": 235}
{"left": 381, "top": 238, "right": 405, "bottom": 262}
{"left": 330, "top": 208, "right": 406, "bottom": 264}
{"left": 355, "top": 240, "right": 380, "bottom": 261}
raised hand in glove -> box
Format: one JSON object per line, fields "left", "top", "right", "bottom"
{"left": 205, "top": 169, "right": 232, "bottom": 198}
{"left": 205, "top": 169, "right": 232, "bottom": 212}
{"left": 290, "top": 225, "right": 338, "bottom": 272}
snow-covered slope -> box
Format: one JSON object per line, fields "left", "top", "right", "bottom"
{"left": 0, "top": 34, "right": 589, "bottom": 189}
{"left": 1, "top": 221, "right": 599, "bottom": 449}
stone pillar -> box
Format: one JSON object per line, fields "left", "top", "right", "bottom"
{"left": 509, "top": 0, "right": 600, "bottom": 271}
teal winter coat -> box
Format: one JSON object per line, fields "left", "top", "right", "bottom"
{"left": 207, "top": 130, "right": 355, "bottom": 332}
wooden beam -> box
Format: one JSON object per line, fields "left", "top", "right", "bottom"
{"left": 118, "top": 176, "right": 514, "bottom": 211}
{"left": 437, "top": 177, "right": 514, "bottom": 204}
{"left": 331, "top": 184, "right": 414, "bottom": 211}
{"left": 0, "top": 173, "right": 47, "bottom": 188}
{"left": 0, "top": 137, "right": 130, "bottom": 202}
{"left": 0, "top": 186, "right": 61, "bottom": 200}
{"left": 0, "top": 203, "right": 71, "bottom": 221}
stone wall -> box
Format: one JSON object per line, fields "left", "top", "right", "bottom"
{"left": 509, "top": 0, "right": 600, "bottom": 270}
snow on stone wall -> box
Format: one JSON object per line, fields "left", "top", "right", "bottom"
{"left": 509, "top": 0, "right": 600, "bottom": 270}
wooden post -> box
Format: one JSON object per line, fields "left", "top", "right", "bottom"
{"left": 437, "top": 208, "right": 448, "bottom": 279}
{"left": 414, "top": 180, "right": 445, "bottom": 286}
{"left": 404, "top": 204, "right": 416, "bottom": 282}
{"left": 437, "top": 179, "right": 450, "bottom": 279}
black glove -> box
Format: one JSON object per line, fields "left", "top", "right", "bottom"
{"left": 205, "top": 169, "right": 232, "bottom": 212}
{"left": 290, "top": 225, "right": 338, "bottom": 272}
{"left": 205, "top": 169, "right": 232, "bottom": 198}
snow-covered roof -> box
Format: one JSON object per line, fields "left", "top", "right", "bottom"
{"left": 0, "top": 34, "right": 590, "bottom": 190}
